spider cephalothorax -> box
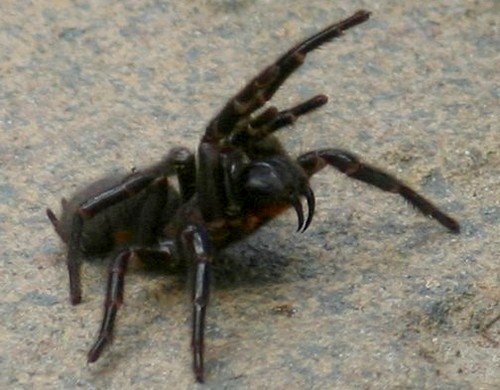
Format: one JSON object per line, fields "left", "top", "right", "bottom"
{"left": 47, "top": 10, "right": 459, "bottom": 383}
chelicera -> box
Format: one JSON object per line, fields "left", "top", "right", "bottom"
{"left": 47, "top": 10, "right": 460, "bottom": 383}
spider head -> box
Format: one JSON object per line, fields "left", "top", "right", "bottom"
{"left": 238, "top": 156, "right": 315, "bottom": 232}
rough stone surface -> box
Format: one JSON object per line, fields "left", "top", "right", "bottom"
{"left": 1, "top": 1, "right": 498, "bottom": 389}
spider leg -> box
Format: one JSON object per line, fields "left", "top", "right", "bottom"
{"left": 144, "top": 146, "right": 196, "bottom": 201}
{"left": 219, "top": 148, "right": 247, "bottom": 217}
{"left": 87, "top": 243, "right": 175, "bottom": 363}
{"left": 231, "top": 94, "right": 328, "bottom": 146}
{"left": 171, "top": 148, "right": 196, "bottom": 202}
{"left": 297, "top": 149, "right": 460, "bottom": 232}
{"left": 253, "top": 95, "right": 328, "bottom": 138}
{"left": 87, "top": 250, "right": 130, "bottom": 363}
{"left": 204, "top": 10, "right": 370, "bottom": 142}
{"left": 180, "top": 225, "right": 213, "bottom": 383}
{"left": 197, "top": 143, "right": 225, "bottom": 222}
{"left": 196, "top": 143, "right": 252, "bottom": 222}
{"left": 135, "top": 177, "right": 181, "bottom": 245}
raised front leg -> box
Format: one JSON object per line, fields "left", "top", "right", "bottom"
{"left": 298, "top": 149, "right": 460, "bottom": 232}
{"left": 180, "top": 225, "right": 214, "bottom": 383}
{"left": 204, "top": 10, "right": 370, "bottom": 142}
{"left": 230, "top": 94, "right": 328, "bottom": 148}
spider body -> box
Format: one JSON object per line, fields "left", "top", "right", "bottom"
{"left": 47, "top": 10, "right": 460, "bottom": 383}
{"left": 47, "top": 151, "right": 187, "bottom": 255}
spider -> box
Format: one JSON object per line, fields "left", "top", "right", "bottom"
{"left": 47, "top": 10, "right": 460, "bottom": 383}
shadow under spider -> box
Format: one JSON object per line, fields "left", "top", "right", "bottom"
{"left": 132, "top": 238, "right": 293, "bottom": 291}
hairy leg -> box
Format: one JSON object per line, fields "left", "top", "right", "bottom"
{"left": 204, "top": 10, "right": 370, "bottom": 142}
{"left": 230, "top": 94, "right": 328, "bottom": 147}
{"left": 298, "top": 149, "right": 460, "bottom": 232}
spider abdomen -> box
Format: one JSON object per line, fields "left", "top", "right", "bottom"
{"left": 49, "top": 172, "right": 181, "bottom": 257}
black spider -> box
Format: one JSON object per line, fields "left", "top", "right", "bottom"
{"left": 47, "top": 10, "right": 460, "bottom": 383}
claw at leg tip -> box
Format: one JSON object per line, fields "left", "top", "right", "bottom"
{"left": 70, "top": 293, "right": 82, "bottom": 305}
{"left": 87, "top": 346, "right": 100, "bottom": 363}
{"left": 194, "top": 366, "right": 205, "bottom": 383}
{"left": 449, "top": 220, "right": 460, "bottom": 234}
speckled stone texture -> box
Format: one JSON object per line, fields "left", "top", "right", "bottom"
{"left": 1, "top": 1, "right": 498, "bottom": 389}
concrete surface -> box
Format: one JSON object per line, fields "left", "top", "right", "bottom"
{"left": 1, "top": 1, "right": 498, "bottom": 389}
